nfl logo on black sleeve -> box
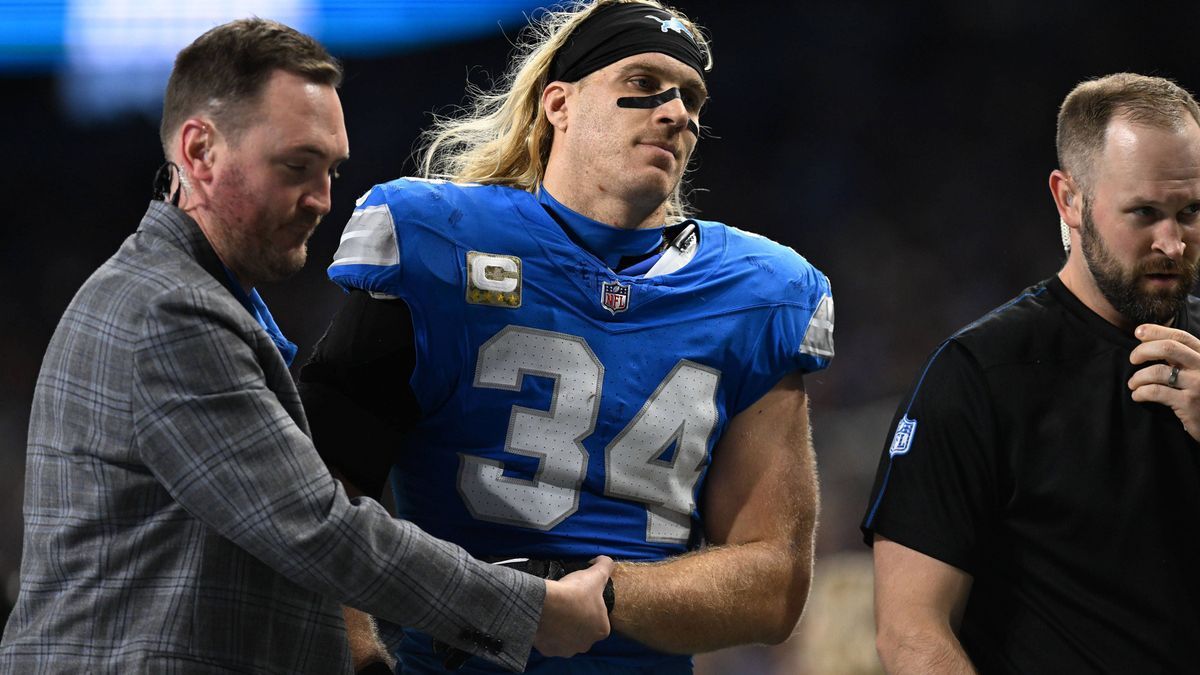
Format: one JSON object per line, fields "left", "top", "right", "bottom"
{"left": 889, "top": 415, "right": 917, "bottom": 457}
{"left": 601, "top": 280, "right": 631, "bottom": 314}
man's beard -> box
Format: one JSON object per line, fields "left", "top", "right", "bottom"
{"left": 1080, "top": 201, "right": 1199, "bottom": 325}
{"left": 211, "top": 165, "right": 315, "bottom": 285}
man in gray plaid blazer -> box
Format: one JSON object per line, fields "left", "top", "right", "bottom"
{"left": 0, "top": 19, "right": 612, "bottom": 674}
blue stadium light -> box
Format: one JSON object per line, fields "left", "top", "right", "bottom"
{"left": 0, "top": 0, "right": 541, "bottom": 120}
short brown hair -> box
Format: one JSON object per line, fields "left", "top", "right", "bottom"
{"left": 1056, "top": 73, "right": 1200, "bottom": 192}
{"left": 160, "top": 18, "right": 342, "bottom": 157}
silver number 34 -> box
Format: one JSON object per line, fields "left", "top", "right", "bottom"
{"left": 459, "top": 326, "right": 720, "bottom": 544}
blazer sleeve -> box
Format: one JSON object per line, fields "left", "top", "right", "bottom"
{"left": 130, "top": 284, "right": 543, "bottom": 672}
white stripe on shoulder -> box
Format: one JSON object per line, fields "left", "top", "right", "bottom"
{"left": 800, "top": 293, "right": 835, "bottom": 358}
{"left": 330, "top": 204, "right": 398, "bottom": 268}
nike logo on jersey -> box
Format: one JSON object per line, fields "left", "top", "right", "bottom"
{"left": 466, "top": 251, "right": 522, "bottom": 308}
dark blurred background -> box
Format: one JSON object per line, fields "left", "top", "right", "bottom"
{"left": 0, "top": 1, "right": 1193, "bottom": 671}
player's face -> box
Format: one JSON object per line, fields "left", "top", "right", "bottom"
{"left": 1080, "top": 117, "right": 1200, "bottom": 325}
{"left": 569, "top": 52, "right": 705, "bottom": 208}
{"left": 208, "top": 70, "right": 348, "bottom": 284}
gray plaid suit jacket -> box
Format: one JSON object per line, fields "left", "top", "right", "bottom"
{"left": 0, "top": 201, "right": 543, "bottom": 673}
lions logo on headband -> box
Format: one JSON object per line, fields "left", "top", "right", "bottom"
{"left": 645, "top": 15, "right": 695, "bottom": 42}
{"left": 550, "top": 3, "right": 707, "bottom": 83}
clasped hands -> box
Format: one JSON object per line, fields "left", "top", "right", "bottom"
{"left": 533, "top": 555, "right": 615, "bottom": 657}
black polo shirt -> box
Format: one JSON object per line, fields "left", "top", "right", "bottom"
{"left": 862, "top": 276, "right": 1200, "bottom": 673}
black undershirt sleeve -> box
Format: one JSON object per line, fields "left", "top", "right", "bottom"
{"left": 298, "top": 290, "right": 421, "bottom": 501}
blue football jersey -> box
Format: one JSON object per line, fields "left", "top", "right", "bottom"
{"left": 328, "top": 178, "right": 834, "bottom": 671}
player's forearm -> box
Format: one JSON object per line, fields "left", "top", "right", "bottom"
{"left": 876, "top": 622, "right": 977, "bottom": 675}
{"left": 609, "top": 538, "right": 812, "bottom": 653}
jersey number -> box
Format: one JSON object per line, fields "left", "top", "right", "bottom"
{"left": 459, "top": 326, "right": 720, "bottom": 543}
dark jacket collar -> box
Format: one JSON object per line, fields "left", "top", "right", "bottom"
{"left": 137, "top": 199, "right": 239, "bottom": 298}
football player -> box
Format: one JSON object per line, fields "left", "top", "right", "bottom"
{"left": 300, "top": 1, "right": 835, "bottom": 672}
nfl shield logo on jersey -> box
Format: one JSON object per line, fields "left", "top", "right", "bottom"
{"left": 601, "top": 280, "right": 631, "bottom": 314}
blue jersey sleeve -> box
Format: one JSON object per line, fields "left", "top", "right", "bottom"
{"left": 726, "top": 241, "right": 834, "bottom": 415}
{"left": 327, "top": 184, "right": 404, "bottom": 298}
{"left": 783, "top": 264, "right": 835, "bottom": 374}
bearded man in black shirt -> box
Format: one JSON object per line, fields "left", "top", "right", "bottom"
{"left": 863, "top": 72, "right": 1200, "bottom": 673}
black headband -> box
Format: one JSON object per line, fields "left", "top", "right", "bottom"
{"left": 550, "top": 2, "right": 707, "bottom": 84}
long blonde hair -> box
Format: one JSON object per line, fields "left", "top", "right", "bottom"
{"left": 417, "top": 0, "right": 712, "bottom": 221}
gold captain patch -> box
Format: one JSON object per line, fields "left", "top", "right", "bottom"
{"left": 466, "top": 251, "right": 522, "bottom": 308}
